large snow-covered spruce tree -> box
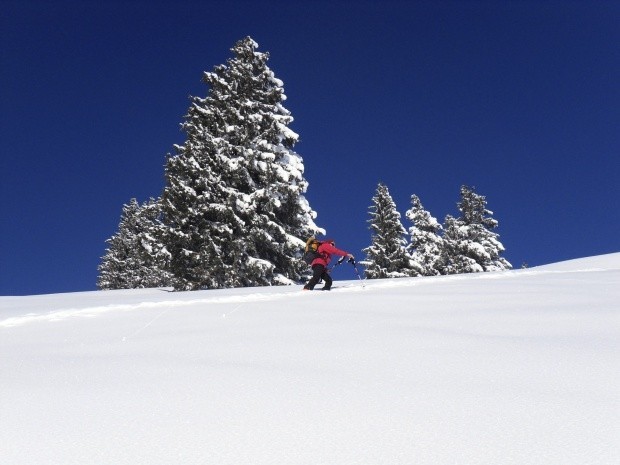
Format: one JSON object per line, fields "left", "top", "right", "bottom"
{"left": 361, "top": 183, "right": 412, "bottom": 279}
{"left": 98, "top": 198, "right": 172, "bottom": 290}
{"left": 405, "top": 194, "right": 444, "bottom": 276}
{"left": 162, "top": 37, "right": 320, "bottom": 290}
{"left": 442, "top": 185, "right": 512, "bottom": 274}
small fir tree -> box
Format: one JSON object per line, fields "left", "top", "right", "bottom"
{"left": 441, "top": 213, "right": 481, "bottom": 274}
{"left": 442, "top": 186, "right": 512, "bottom": 274}
{"left": 361, "top": 183, "right": 412, "bottom": 279}
{"left": 98, "top": 198, "right": 172, "bottom": 289}
{"left": 405, "top": 194, "right": 444, "bottom": 276}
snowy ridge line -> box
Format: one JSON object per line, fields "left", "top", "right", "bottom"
{"left": 1, "top": 265, "right": 613, "bottom": 328}
{"left": 0, "top": 289, "right": 304, "bottom": 328}
{"left": 323, "top": 265, "right": 617, "bottom": 295}
{"left": 345, "top": 266, "right": 614, "bottom": 290}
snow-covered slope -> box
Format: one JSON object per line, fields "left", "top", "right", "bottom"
{"left": 1, "top": 254, "right": 618, "bottom": 465}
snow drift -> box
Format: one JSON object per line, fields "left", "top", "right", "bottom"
{"left": 1, "top": 253, "right": 619, "bottom": 465}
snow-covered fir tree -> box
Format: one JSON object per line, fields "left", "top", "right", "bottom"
{"left": 442, "top": 214, "right": 476, "bottom": 274}
{"left": 442, "top": 185, "right": 512, "bottom": 274}
{"left": 361, "top": 183, "right": 412, "bottom": 279}
{"left": 162, "top": 36, "right": 321, "bottom": 290}
{"left": 98, "top": 198, "right": 172, "bottom": 290}
{"left": 405, "top": 194, "right": 444, "bottom": 276}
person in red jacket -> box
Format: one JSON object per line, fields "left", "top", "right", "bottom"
{"left": 303, "top": 239, "right": 354, "bottom": 291}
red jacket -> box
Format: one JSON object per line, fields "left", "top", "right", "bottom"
{"left": 311, "top": 241, "right": 349, "bottom": 267}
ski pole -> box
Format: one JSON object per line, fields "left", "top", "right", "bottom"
{"left": 348, "top": 257, "right": 365, "bottom": 288}
{"left": 325, "top": 255, "right": 347, "bottom": 273}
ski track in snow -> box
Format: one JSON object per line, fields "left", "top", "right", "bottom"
{"left": 0, "top": 264, "right": 614, "bottom": 329}
{"left": 0, "top": 289, "right": 299, "bottom": 328}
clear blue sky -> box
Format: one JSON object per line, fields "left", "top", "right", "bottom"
{"left": 2, "top": 0, "right": 619, "bottom": 296}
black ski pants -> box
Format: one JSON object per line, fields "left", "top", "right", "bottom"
{"left": 304, "top": 264, "right": 332, "bottom": 290}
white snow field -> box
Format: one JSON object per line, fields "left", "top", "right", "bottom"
{"left": 1, "top": 254, "right": 618, "bottom": 465}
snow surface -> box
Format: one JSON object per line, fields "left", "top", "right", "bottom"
{"left": 1, "top": 253, "right": 619, "bottom": 465}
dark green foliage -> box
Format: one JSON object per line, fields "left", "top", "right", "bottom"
{"left": 161, "top": 37, "right": 320, "bottom": 290}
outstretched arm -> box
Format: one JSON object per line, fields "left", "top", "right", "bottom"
{"left": 322, "top": 242, "right": 354, "bottom": 260}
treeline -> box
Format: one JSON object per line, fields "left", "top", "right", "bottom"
{"left": 362, "top": 183, "right": 511, "bottom": 278}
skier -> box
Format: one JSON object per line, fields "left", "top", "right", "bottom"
{"left": 303, "top": 239, "right": 354, "bottom": 291}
